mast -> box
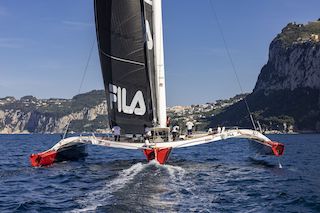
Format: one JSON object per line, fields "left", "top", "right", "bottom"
{"left": 152, "top": 0, "right": 167, "bottom": 128}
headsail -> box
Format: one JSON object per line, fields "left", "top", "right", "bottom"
{"left": 94, "top": 0, "right": 157, "bottom": 133}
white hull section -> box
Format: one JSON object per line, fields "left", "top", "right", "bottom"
{"left": 51, "top": 129, "right": 272, "bottom": 151}
{"left": 30, "top": 129, "right": 284, "bottom": 167}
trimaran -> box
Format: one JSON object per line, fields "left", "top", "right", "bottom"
{"left": 30, "top": 0, "right": 284, "bottom": 167}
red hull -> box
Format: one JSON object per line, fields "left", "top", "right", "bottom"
{"left": 143, "top": 148, "right": 172, "bottom": 164}
{"left": 30, "top": 144, "right": 87, "bottom": 167}
{"left": 30, "top": 150, "right": 57, "bottom": 167}
{"left": 269, "top": 141, "right": 285, "bottom": 156}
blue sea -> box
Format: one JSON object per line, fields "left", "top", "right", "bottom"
{"left": 0, "top": 134, "right": 320, "bottom": 212}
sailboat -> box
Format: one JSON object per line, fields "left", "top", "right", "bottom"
{"left": 30, "top": 0, "right": 284, "bottom": 167}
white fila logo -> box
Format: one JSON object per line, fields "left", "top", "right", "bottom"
{"left": 146, "top": 20, "right": 153, "bottom": 50}
{"left": 109, "top": 84, "right": 146, "bottom": 116}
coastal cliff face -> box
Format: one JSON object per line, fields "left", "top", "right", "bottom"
{"left": 0, "top": 90, "right": 109, "bottom": 134}
{"left": 255, "top": 22, "right": 320, "bottom": 91}
{"left": 210, "top": 21, "right": 320, "bottom": 132}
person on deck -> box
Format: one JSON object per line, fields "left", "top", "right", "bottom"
{"left": 112, "top": 124, "right": 121, "bottom": 141}
{"left": 172, "top": 125, "right": 180, "bottom": 141}
{"left": 217, "top": 126, "right": 222, "bottom": 134}
{"left": 166, "top": 116, "right": 171, "bottom": 127}
{"left": 144, "top": 124, "right": 152, "bottom": 146}
{"left": 144, "top": 124, "right": 152, "bottom": 140}
{"left": 186, "top": 121, "right": 194, "bottom": 136}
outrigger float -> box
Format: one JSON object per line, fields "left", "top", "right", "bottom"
{"left": 30, "top": 0, "right": 284, "bottom": 167}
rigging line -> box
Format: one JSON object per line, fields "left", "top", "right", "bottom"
{"left": 77, "top": 38, "right": 96, "bottom": 95}
{"left": 208, "top": 0, "right": 257, "bottom": 131}
{"left": 63, "top": 38, "right": 96, "bottom": 139}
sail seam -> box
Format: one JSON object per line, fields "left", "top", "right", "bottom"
{"left": 101, "top": 51, "right": 145, "bottom": 66}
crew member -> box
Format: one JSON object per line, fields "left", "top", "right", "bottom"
{"left": 166, "top": 116, "right": 171, "bottom": 127}
{"left": 144, "top": 124, "right": 152, "bottom": 140}
{"left": 217, "top": 126, "right": 222, "bottom": 134}
{"left": 186, "top": 121, "right": 194, "bottom": 136}
{"left": 143, "top": 124, "right": 152, "bottom": 146}
{"left": 112, "top": 124, "right": 121, "bottom": 141}
{"left": 172, "top": 125, "right": 180, "bottom": 141}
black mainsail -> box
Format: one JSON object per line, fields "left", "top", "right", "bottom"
{"left": 94, "top": 0, "right": 156, "bottom": 133}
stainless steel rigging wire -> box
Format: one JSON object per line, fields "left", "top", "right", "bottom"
{"left": 63, "top": 39, "right": 96, "bottom": 139}
{"left": 208, "top": 0, "right": 257, "bottom": 130}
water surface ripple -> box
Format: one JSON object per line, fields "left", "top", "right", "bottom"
{"left": 0, "top": 134, "right": 319, "bottom": 212}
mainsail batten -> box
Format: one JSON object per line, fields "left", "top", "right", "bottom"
{"left": 100, "top": 51, "right": 146, "bottom": 66}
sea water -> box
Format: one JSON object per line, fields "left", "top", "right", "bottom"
{"left": 0, "top": 134, "right": 319, "bottom": 212}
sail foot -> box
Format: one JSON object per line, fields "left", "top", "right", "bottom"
{"left": 143, "top": 147, "right": 172, "bottom": 164}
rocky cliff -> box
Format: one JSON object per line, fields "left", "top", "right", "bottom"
{"left": 0, "top": 90, "right": 109, "bottom": 134}
{"left": 255, "top": 21, "right": 320, "bottom": 91}
{"left": 0, "top": 88, "right": 247, "bottom": 134}
{"left": 210, "top": 20, "right": 320, "bottom": 132}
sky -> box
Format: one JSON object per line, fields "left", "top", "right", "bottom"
{"left": 0, "top": 0, "right": 319, "bottom": 106}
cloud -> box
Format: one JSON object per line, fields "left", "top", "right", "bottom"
{"left": 62, "top": 20, "right": 93, "bottom": 30}
{"left": 0, "top": 38, "right": 24, "bottom": 48}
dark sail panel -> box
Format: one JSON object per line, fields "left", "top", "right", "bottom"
{"left": 144, "top": 0, "right": 158, "bottom": 126}
{"left": 94, "top": 0, "right": 154, "bottom": 133}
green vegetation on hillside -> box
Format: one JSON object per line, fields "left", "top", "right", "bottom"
{"left": 38, "top": 90, "right": 106, "bottom": 117}
{"left": 0, "top": 90, "right": 107, "bottom": 118}
{"left": 0, "top": 90, "right": 108, "bottom": 133}
{"left": 71, "top": 90, "right": 106, "bottom": 112}
{"left": 69, "top": 115, "right": 109, "bottom": 132}
{"left": 209, "top": 88, "right": 320, "bottom": 132}
{"left": 277, "top": 21, "right": 320, "bottom": 46}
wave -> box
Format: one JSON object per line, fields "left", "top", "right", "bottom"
{"left": 71, "top": 161, "right": 155, "bottom": 212}
{"left": 71, "top": 160, "right": 187, "bottom": 212}
{"left": 162, "top": 163, "right": 186, "bottom": 182}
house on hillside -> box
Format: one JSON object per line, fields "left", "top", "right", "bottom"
{"left": 311, "top": 34, "right": 319, "bottom": 42}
